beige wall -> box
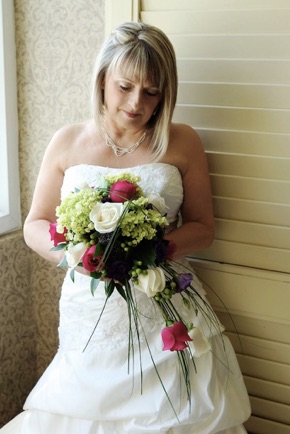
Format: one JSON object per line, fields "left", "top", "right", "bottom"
{"left": 0, "top": 0, "right": 105, "bottom": 426}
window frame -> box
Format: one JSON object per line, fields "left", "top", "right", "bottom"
{"left": 0, "top": 0, "right": 21, "bottom": 235}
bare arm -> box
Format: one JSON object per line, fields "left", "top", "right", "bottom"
{"left": 23, "top": 128, "right": 70, "bottom": 264}
{"left": 164, "top": 125, "right": 215, "bottom": 259}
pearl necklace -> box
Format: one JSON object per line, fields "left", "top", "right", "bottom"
{"left": 104, "top": 129, "right": 147, "bottom": 157}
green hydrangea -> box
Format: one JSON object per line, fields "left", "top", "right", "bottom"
{"left": 120, "top": 198, "right": 168, "bottom": 244}
{"left": 105, "top": 172, "right": 141, "bottom": 185}
{"left": 56, "top": 188, "right": 102, "bottom": 243}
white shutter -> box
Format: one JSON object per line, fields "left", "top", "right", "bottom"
{"left": 140, "top": 0, "right": 290, "bottom": 274}
{"left": 193, "top": 259, "right": 290, "bottom": 433}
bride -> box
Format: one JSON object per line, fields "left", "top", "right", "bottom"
{"left": 1, "top": 21, "right": 251, "bottom": 434}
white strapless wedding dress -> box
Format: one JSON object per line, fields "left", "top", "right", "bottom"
{"left": 1, "top": 164, "right": 251, "bottom": 434}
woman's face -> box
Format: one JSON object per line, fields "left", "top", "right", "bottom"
{"left": 103, "top": 67, "right": 161, "bottom": 131}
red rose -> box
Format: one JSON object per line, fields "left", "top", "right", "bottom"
{"left": 49, "top": 222, "right": 67, "bottom": 246}
{"left": 109, "top": 180, "right": 138, "bottom": 203}
{"left": 161, "top": 321, "right": 192, "bottom": 352}
{"left": 82, "top": 244, "right": 103, "bottom": 273}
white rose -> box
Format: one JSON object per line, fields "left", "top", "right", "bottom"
{"left": 133, "top": 267, "right": 166, "bottom": 297}
{"left": 66, "top": 242, "right": 87, "bottom": 268}
{"left": 146, "top": 192, "right": 168, "bottom": 215}
{"left": 90, "top": 202, "right": 124, "bottom": 233}
{"left": 187, "top": 327, "right": 211, "bottom": 358}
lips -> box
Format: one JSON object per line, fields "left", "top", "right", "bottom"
{"left": 123, "top": 110, "right": 139, "bottom": 119}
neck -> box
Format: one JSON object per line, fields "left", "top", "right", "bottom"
{"left": 102, "top": 124, "right": 147, "bottom": 157}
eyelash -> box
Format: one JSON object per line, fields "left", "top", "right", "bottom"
{"left": 146, "top": 90, "right": 158, "bottom": 97}
{"left": 119, "top": 84, "right": 130, "bottom": 92}
{"left": 119, "top": 85, "right": 158, "bottom": 97}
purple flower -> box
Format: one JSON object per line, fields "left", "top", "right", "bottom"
{"left": 175, "top": 273, "right": 193, "bottom": 293}
{"left": 155, "top": 240, "right": 176, "bottom": 263}
{"left": 155, "top": 240, "right": 169, "bottom": 263}
{"left": 106, "top": 259, "right": 131, "bottom": 283}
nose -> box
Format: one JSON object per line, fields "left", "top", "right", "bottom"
{"left": 128, "top": 89, "right": 142, "bottom": 111}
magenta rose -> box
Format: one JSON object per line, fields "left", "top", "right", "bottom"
{"left": 109, "top": 180, "right": 138, "bottom": 203}
{"left": 161, "top": 321, "right": 192, "bottom": 352}
{"left": 175, "top": 273, "right": 193, "bottom": 293}
{"left": 49, "top": 222, "right": 67, "bottom": 247}
{"left": 82, "top": 245, "right": 103, "bottom": 273}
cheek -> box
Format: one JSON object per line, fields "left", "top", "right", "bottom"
{"left": 104, "top": 93, "right": 117, "bottom": 111}
{"left": 105, "top": 90, "right": 124, "bottom": 110}
{"left": 149, "top": 96, "right": 161, "bottom": 112}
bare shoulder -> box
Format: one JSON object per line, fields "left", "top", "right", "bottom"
{"left": 44, "top": 119, "right": 95, "bottom": 171}
{"left": 165, "top": 123, "right": 205, "bottom": 175}
{"left": 48, "top": 120, "right": 92, "bottom": 150}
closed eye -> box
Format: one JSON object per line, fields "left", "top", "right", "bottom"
{"left": 145, "top": 90, "right": 159, "bottom": 97}
{"left": 119, "top": 84, "right": 131, "bottom": 92}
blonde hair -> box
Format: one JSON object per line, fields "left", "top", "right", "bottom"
{"left": 91, "top": 21, "right": 178, "bottom": 161}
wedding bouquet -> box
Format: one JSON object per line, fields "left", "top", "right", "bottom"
{"left": 49, "top": 172, "right": 218, "bottom": 412}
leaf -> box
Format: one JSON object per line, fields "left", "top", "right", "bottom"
{"left": 57, "top": 255, "right": 68, "bottom": 268}
{"left": 182, "top": 297, "right": 191, "bottom": 310}
{"left": 98, "top": 175, "right": 110, "bottom": 190}
{"left": 90, "top": 277, "right": 100, "bottom": 296}
{"left": 105, "top": 280, "right": 115, "bottom": 297}
{"left": 90, "top": 271, "right": 102, "bottom": 279}
{"left": 50, "top": 242, "right": 67, "bottom": 251}
{"left": 115, "top": 283, "right": 127, "bottom": 301}
{"left": 94, "top": 243, "right": 103, "bottom": 256}
{"left": 70, "top": 268, "right": 75, "bottom": 283}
